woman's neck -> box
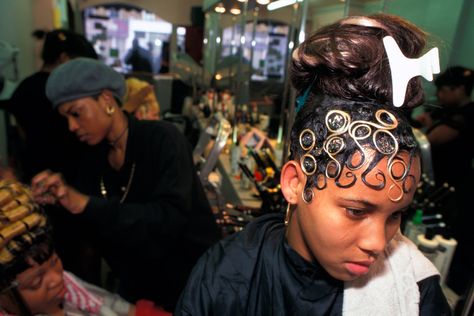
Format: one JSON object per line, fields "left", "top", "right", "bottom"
{"left": 107, "top": 111, "right": 129, "bottom": 170}
{"left": 41, "top": 61, "right": 61, "bottom": 73}
{"left": 285, "top": 210, "right": 315, "bottom": 263}
{"left": 108, "top": 111, "right": 129, "bottom": 151}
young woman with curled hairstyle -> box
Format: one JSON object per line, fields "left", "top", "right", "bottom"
{"left": 175, "top": 14, "right": 451, "bottom": 316}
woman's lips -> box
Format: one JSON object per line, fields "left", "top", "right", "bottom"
{"left": 345, "top": 261, "right": 373, "bottom": 276}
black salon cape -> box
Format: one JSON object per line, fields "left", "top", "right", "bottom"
{"left": 72, "top": 114, "right": 220, "bottom": 310}
{"left": 175, "top": 213, "right": 451, "bottom": 316}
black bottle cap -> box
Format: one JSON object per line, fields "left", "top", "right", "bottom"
{"left": 424, "top": 227, "right": 436, "bottom": 240}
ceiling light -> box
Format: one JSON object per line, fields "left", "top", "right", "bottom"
{"left": 298, "top": 30, "right": 305, "bottom": 43}
{"left": 267, "top": 0, "right": 297, "bottom": 11}
{"left": 230, "top": 5, "right": 241, "bottom": 15}
{"left": 215, "top": 3, "right": 226, "bottom": 13}
{"left": 177, "top": 27, "right": 186, "bottom": 36}
{"left": 256, "top": 0, "right": 270, "bottom": 5}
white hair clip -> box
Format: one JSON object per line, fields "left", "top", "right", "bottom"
{"left": 383, "top": 36, "right": 440, "bottom": 107}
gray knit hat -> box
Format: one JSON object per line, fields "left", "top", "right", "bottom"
{"left": 46, "top": 57, "right": 126, "bottom": 109}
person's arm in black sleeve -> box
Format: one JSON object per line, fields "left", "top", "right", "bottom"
{"left": 418, "top": 275, "right": 452, "bottom": 316}
{"left": 81, "top": 124, "right": 196, "bottom": 247}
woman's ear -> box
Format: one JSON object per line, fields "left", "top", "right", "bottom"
{"left": 280, "top": 160, "right": 305, "bottom": 204}
{"left": 98, "top": 90, "right": 119, "bottom": 114}
{"left": 100, "top": 90, "right": 115, "bottom": 105}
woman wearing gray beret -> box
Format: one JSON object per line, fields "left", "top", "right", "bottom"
{"left": 30, "top": 57, "right": 221, "bottom": 311}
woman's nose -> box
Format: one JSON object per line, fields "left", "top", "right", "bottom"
{"left": 67, "top": 117, "right": 79, "bottom": 132}
{"left": 359, "top": 222, "right": 387, "bottom": 256}
{"left": 46, "top": 267, "right": 64, "bottom": 290}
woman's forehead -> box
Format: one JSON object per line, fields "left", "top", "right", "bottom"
{"left": 16, "top": 259, "right": 43, "bottom": 283}
{"left": 58, "top": 97, "right": 95, "bottom": 114}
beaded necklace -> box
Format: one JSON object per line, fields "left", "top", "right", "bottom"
{"left": 99, "top": 163, "right": 136, "bottom": 203}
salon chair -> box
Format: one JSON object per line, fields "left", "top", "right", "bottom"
{"left": 194, "top": 117, "right": 232, "bottom": 212}
{"left": 197, "top": 118, "right": 232, "bottom": 185}
{"left": 192, "top": 115, "right": 220, "bottom": 165}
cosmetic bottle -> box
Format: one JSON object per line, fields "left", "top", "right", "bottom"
{"left": 434, "top": 230, "right": 457, "bottom": 285}
{"left": 230, "top": 140, "right": 241, "bottom": 176}
{"left": 239, "top": 155, "right": 252, "bottom": 190}
{"left": 404, "top": 209, "right": 424, "bottom": 244}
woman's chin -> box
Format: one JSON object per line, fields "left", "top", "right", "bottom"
{"left": 324, "top": 266, "right": 365, "bottom": 282}
{"left": 85, "top": 138, "right": 101, "bottom": 146}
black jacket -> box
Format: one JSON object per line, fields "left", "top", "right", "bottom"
{"left": 75, "top": 115, "right": 220, "bottom": 310}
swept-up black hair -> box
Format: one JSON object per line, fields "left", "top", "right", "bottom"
{"left": 288, "top": 14, "right": 426, "bottom": 192}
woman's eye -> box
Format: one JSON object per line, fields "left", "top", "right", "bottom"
{"left": 25, "top": 278, "right": 42, "bottom": 291}
{"left": 346, "top": 208, "right": 367, "bottom": 218}
{"left": 71, "top": 111, "right": 80, "bottom": 118}
{"left": 29, "top": 283, "right": 41, "bottom": 290}
{"left": 389, "top": 211, "right": 403, "bottom": 220}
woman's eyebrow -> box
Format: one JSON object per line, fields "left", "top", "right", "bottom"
{"left": 66, "top": 105, "right": 78, "bottom": 114}
{"left": 340, "top": 198, "right": 377, "bottom": 209}
{"left": 18, "top": 275, "right": 42, "bottom": 288}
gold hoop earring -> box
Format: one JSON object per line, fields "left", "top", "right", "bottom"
{"left": 285, "top": 204, "right": 292, "bottom": 226}
{"left": 106, "top": 106, "right": 116, "bottom": 116}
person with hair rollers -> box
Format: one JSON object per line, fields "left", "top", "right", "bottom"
{"left": 30, "top": 58, "right": 220, "bottom": 311}
{"left": 0, "top": 179, "right": 174, "bottom": 315}
{"left": 175, "top": 14, "right": 450, "bottom": 315}
{"left": 0, "top": 179, "right": 133, "bottom": 315}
